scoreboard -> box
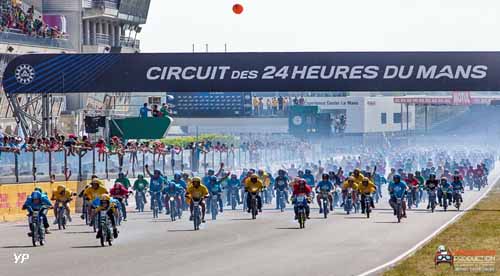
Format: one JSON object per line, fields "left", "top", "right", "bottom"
{"left": 170, "top": 92, "right": 252, "bottom": 117}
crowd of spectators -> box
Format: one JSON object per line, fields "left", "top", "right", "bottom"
{"left": 0, "top": 2, "right": 64, "bottom": 39}
{"left": 139, "top": 102, "right": 172, "bottom": 118}
{"left": 252, "top": 95, "right": 306, "bottom": 116}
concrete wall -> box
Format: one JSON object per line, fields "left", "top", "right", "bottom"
{"left": 364, "top": 96, "right": 416, "bottom": 133}
{"left": 172, "top": 117, "right": 289, "bottom": 135}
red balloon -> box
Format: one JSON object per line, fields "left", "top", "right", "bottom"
{"left": 232, "top": 4, "right": 244, "bottom": 14}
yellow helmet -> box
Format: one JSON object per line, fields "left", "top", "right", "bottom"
{"left": 56, "top": 185, "right": 66, "bottom": 193}
{"left": 348, "top": 176, "right": 355, "bottom": 181}
{"left": 100, "top": 194, "right": 110, "bottom": 201}
{"left": 192, "top": 177, "right": 202, "bottom": 184}
{"left": 362, "top": 177, "right": 369, "bottom": 182}
{"left": 250, "top": 174, "right": 259, "bottom": 180}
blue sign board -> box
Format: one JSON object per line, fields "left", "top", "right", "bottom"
{"left": 2, "top": 52, "right": 500, "bottom": 94}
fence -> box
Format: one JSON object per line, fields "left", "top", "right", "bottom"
{"left": 0, "top": 145, "right": 315, "bottom": 184}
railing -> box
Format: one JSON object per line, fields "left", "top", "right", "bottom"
{"left": 119, "top": 37, "right": 140, "bottom": 49}
{"left": 0, "top": 145, "right": 310, "bottom": 184}
{"left": 0, "top": 30, "right": 73, "bottom": 49}
{"left": 95, "top": 33, "right": 110, "bottom": 45}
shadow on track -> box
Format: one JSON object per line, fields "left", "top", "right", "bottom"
{"left": 71, "top": 245, "right": 104, "bottom": 248}
{"left": 275, "top": 227, "right": 300, "bottom": 230}
{"left": 230, "top": 218, "right": 254, "bottom": 221}
{"left": 343, "top": 216, "right": 367, "bottom": 219}
{"left": 2, "top": 245, "right": 36, "bottom": 248}
{"left": 167, "top": 229, "right": 196, "bottom": 232}
{"left": 64, "top": 231, "right": 95, "bottom": 234}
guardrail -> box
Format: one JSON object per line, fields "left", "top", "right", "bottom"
{"left": 0, "top": 145, "right": 306, "bottom": 184}
{"left": 0, "top": 31, "right": 73, "bottom": 49}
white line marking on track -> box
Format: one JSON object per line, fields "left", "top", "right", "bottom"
{"left": 358, "top": 170, "right": 500, "bottom": 276}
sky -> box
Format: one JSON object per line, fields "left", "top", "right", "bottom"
{"left": 139, "top": 0, "right": 500, "bottom": 53}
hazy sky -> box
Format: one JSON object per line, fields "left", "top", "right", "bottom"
{"left": 139, "top": 0, "right": 500, "bottom": 53}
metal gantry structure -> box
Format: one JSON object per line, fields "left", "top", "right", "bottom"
{"left": 6, "top": 93, "right": 64, "bottom": 137}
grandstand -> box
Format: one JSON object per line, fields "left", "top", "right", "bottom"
{"left": 0, "top": 0, "right": 151, "bottom": 137}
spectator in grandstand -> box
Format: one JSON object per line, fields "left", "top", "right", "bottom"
{"left": 139, "top": 103, "right": 151, "bottom": 118}
{"left": 272, "top": 97, "right": 278, "bottom": 115}
{"left": 266, "top": 98, "right": 272, "bottom": 116}
{"left": 293, "top": 97, "right": 299, "bottom": 105}
{"left": 283, "top": 97, "right": 289, "bottom": 113}
{"left": 299, "top": 96, "right": 305, "bottom": 105}
{"left": 160, "top": 103, "right": 171, "bottom": 117}
{"left": 252, "top": 96, "right": 259, "bottom": 115}
{"left": 0, "top": 2, "right": 64, "bottom": 39}
{"left": 152, "top": 105, "right": 162, "bottom": 117}
{"left": 278, "top": 96, "right": 284, "bottom": 112}
{"left": 258, "top": 97, "right": 264, "bottom": 116}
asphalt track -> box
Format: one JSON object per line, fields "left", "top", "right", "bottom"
{"left": 1, "top": 173, "right": 498, "bottom": 276}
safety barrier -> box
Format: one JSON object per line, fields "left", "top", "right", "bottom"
{"left": 0, "top": 181, "right": 79, "bottom": 222}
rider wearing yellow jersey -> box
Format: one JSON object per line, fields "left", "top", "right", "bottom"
{"left": 83, "top": 179, "right": 108, "bottom": 224}
{"left": 244, "top": 174, "right": 264, "bottom": 213}
{"left": 185, "top": 177, "right": 209, "bottom": 223}
{"left": 358, "top": 177, "right": 376, "bottom": 214}
{"left": 51, "top": 184, "right": 75, "bottom": 224}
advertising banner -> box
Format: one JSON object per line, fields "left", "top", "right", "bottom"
{"left": 3, "top": 52, "right": 500, "bottom": 94}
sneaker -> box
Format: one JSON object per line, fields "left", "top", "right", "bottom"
{"left": 80, "top": 214, "right": 85, "bottom": 220}
{"left": 361, "top": 210, "right": 365, "bottom": 214}
{"left": 330, "top": 206, "right": 334, "bottom": 211}
{"left": 306, "top": 215, "right": 311, "bottom": 219}
{"left": 45, "top": 229, "right": 51, "bottom": 234}
{"left": 68, "top": 216, "right": 72, "bottom": 222}
{"left": 340, "top": 203, "right": 344, "bottom": 207}
{"left": 27, "top": 232, "right": 32, "bottom": 237}
{"left": 294, "top": 215, "right": 298, "bottom": 220}
{"left": 202, "top": 219, "right": 206, "bottom": 223}
{"left": 96, "top": 231, "right": 101, "bottom": 239}
{"left": 247, "top": 209, "right": 251, "bottom": 213}
{"left": 113, "top": 228, "right": 118, "bottom": 238}
{"left": 393, "top": 209, "right": 397, "bottom": 216}
{"left": 220, "top": 209, "right": 223, "bottom": 213}
{"left": 189, "top": 215, "right": 193, "bottom": 221}
{"left": 123, "top": 218, "right": 127, "bottom": 221}
{"left": 258, "top": 209, "right": 262, "bottom": 213}
{"left": 319, "top": 208, "right": 323, "bottom": 214}
{"left": 53, "top": 219, "right": 58, "bottom": 225}
{"left": 426, "top": 204, "right": 430, "bottom": 210}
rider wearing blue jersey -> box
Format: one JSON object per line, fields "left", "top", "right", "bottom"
{"left": 274, "top": 169, "right": 290, "bottom": 209}
{"left": 145, "top": 165, "right": 166, "bottom": 212}
{"left": 226, "top": 174, "right": 242, "bottom": 205}
{"left": 450, "top": 175, "right": 464, "bottom": 203}
{"left": 206, "top": 175, "right": 224, "bottom": 213}
{"left": 303, "top": 169, "right": 315, "bottom": 188}
{"left": 388, "top": 174, "right": 408, "bottom": 217}
{"left": 163, "top": 181, "right": 184, "bottom": 215}
{"left": 315, "top": 174, "right": 334, "bottom": 213}
{"left": 23, "top": 191, "right": 52, "bottom": 235}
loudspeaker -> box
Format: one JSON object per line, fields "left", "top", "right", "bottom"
{"left": 85, "top": 116, "right": 105, "bottom": 133}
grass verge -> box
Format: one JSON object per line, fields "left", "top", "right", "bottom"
{"left": 384, "top": 183, "right": 500, "bottom": 276}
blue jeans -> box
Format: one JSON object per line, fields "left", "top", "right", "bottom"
{"left": 275, "top": 190, "right": 288, "bottom": 209}
{"left": 226, "top": 187, "right": 241, "bottom": 204}
{"left": 150, "top": 191, "right": 163, "bottom": 211}
{"left": 207, "top": 193, "right": 223, "bottom": 213}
